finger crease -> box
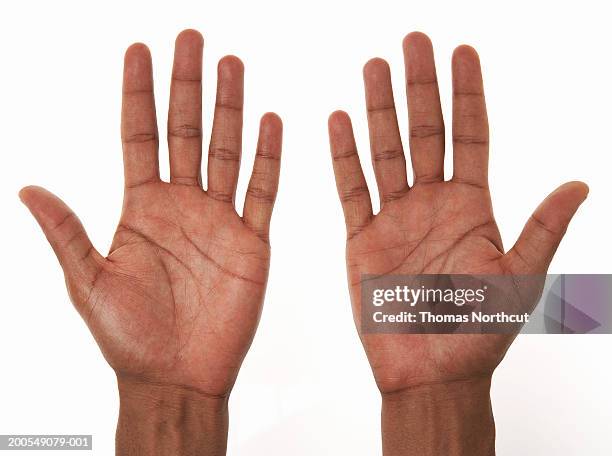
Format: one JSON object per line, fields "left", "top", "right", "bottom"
{"left": 452, "top": 135, "right": 488, "bottom": 146}
{"left": 255, "top": 148, "right": 281, "bottom": 161}
{"left": 333, "top": 148, "right": 358, "bottom": 161}
{"left": 406, "top": 77, "right": 438, "bottom": 86}
{"left": 382, "top": 186, "right": 410, "bottom": 203}
{"left": 207, "top": 190, "right": 233, "bottom": 203}
{"left": 367, "top": 105, "right": 395, "bottom": 114}
{"left": 410, "top": 124, "right": 444, "bottom": 139}
{"left": 171, "top": 76, "right": 202, "bottom": 83}
{"left": 169, "top": 125, "right": 202, "bottom": 139}
{"left": 340, "top": 185, "right": 369, "bottom": 203}
{"left": 373, "top": 148, "right": 405, "bottom": 162}
{"left": 123, "top": 133, "right": 158, "bottom": 144}
{"left": 453, "top": 91, "right": 484, "bottom": 97}
{"left": 51, "top": 212, "right": 77, "bottom": 231}
{"left": 246, "top": 186, "right": 275, "bottom": 204}
{"left": 529, "top": 214, "right": 564, "bottom": 237}
{"left": 209, "top": 146, "right": 240, "bottom": 161}
{"left": 214, "top": 102, "right": 243, "bottom": 112}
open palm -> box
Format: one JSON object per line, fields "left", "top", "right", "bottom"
{"left": 20, "top": 30, "right": 282, "bottom": 398}
{"left": 329, "top": 33, "right": 587, "bottom": 393}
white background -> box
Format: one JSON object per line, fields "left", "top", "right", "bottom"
{"left": 1, "top": 0, "right": 611, "bottom": 454}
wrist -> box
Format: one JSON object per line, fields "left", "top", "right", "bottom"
{"left": 381, "top": 377, "right": 495, "bottom": 456}
{"left": 116, "top": 376, "right": 229, "bottom": 456}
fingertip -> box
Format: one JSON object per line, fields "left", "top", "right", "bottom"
{"left": 19, "top": 185, "right": 34, "bottom": 201}
{"left": 18, "top": 185, "right": 45, "bottom": 205}
{"left": 578, "top": 182, "right": 590, "bottom": 199}
{"left": 18, "top": 188, "right": 30, "bottom": 205}
{"left": 568, "top": 180, "right": 589, "bottom": 198}
{"left": 173, "top": 29, "right": 204, "bottom": 78}
{"left": 261, "top": 111, "right": 282, "bottom": 126}
{"left": 452, "top": 44, "right": 480, "bottom": 64}
{"left": 328, "top": 110, "right": 352, "bottom": 132}
{"left": 402, "top": 31, "right": 433, "bottom": 51}
{"left": 123, "top": 43, "right": 153, "bottom": 87}
{"left": 124, "top": 42, "right": 151, "bottom": 62}
{"left": 260, "top": 112, "right": 283, "bottom": 136}
{"left": 218, "top": 55, "right": 244, "bottom": 76}
{"left": 363, "top": 57, "right": 390, "bottom": 78}
{"left": 556, "top": 181, "right": 590, "bottom": 203}
{"left": 176, "top": 29, "right": 204, "bottom": 47}
{"left": 18, "top": 186, "right": 65, "bottom": 227}
{"left": 533, "top": 181, "right": 590, "bottom": 233}
{"left": 452, "top": 45, "right": 483, "bottom": 86}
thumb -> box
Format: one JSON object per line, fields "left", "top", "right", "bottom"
{"left": 19, "top": 186, "right": 105, "bottom": 307}
{"left": 506, "top": 181, "right": 589, "bottom": 273}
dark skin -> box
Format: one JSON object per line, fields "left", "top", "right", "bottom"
{"left": 20, "top": 30, "right": 282, "bottom": 455}
{"left": 328, "top": 32, "right": 588, "bottom": 455}
{"left": 20, "top": 28, "right": 587, "bottom": 456}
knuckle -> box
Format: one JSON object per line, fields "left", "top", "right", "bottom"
{"left": 168, "top": 124, "right": 202, "bottom": 139}
{"left": 51, "top": 213, "right": 77, "bottom": 232}
{"left": 529, "top": 215, "right": 564, "bottom": 237}
{"left": 207, "top": 189, "right": 233, "bottom": 203}
{"left": 406, "top": 77, "right": 438, "bottom": 87}
{"left": 373, "top": 148, "right": 404, "bottom": 162}
{"left": 122, "top": 132, "right": 158, "bottom": 144}
{"left": 209, "top": 146, "right": 240, "bottom": 162}
{"left": 367, "top": 104, "right": 395, "bottom": 115}
{"left": 340, "top": 185, "right": 369, "bottom": 203}
{"left": 256, "top": 147, "right": 280, "bottom": 161}
{"left": 215, "top": 100, "right": 243, "bottom": 113}
{"left": 333, "top": 148, "right": 358, "bottom": 161}
{"left": 415, "top": 173, "right": 443, "bottom": 184}
{"left": 382, "top": 186, "right": 409, "bottom": 203}
{"left": 453, "top": 90, "right": 484, "bottom": 98}
{"left": 171, "top": 175, "right": 200, "bottom": 186}
{"left": 410, "top": 124, "right": 444, "bottom": 139}
{"left": 452, "top": 134, "right": 488, "bottom": 146}
{"left": 246, "top": 186, "right": 276, "bottom": 204}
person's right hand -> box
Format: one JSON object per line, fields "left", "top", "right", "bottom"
{"left": 20, "top": 29, "right": 282, "bottom": 455}
{"left": 328, "top": 32, "right": 587, "bottom": 455}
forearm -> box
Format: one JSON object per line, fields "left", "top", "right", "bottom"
{"left": 116, "top": 378, "right": 229, "bottom": 456}
{"left": 381, "top": 377, "right": 495, "bottom": 456}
